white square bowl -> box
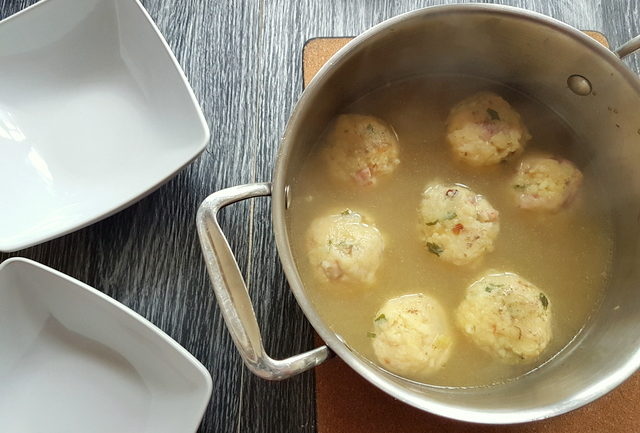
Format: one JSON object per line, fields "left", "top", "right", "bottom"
{"left": 0, "top": 0, "right": 210, "bottom": 252}
{"left": 0, "top": 257, "right": 212, "bottom": 433}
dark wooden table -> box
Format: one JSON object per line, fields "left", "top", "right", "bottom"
{"left": 2, "top": 1, "right": 639, "bottom": 432}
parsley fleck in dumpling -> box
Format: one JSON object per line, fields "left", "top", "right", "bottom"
{"left": 419, "top": 183, "right": 499, "bottom": 266}
{"left": 371, "top": 293, "right": 453, "bottom": 377}
{"left": 455, "top": 273, "right": 552, "bottom": 364}
{"left": 511, "top": 155, "right": 583, "bottom": 211}
{"left": 446, "top": 91, "right": 531, "bottom": 166}
{"left": 323, "top": 114, "right": 400, "bottom": 186}
{"left": 306, "top": 209, "right": 384, "bottom": 285}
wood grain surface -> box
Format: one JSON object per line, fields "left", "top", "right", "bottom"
{"left": 1, "top": 1, "right": 639, "bottom": 432}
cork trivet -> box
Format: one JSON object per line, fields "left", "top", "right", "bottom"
{"left": 584, "top": 31, "right": 609, "bottom": 49}
{"left": 303, "top": 38, "right": 353, "bottom": 86}
{"left": 304, "top": 32, "right": 640, "bottom": 433}
{"left": 315, "top": 356, "right": 640, "bottom": 433}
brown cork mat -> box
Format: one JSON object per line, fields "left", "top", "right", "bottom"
{"left": 303, "top": 33, "right": 640, "bottom": 433}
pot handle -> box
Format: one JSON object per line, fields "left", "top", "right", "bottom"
{"left": 196, "top": 182, "right": 331, "bottom": 380}
{"left": 615, "top": 35, "right": 640, "bottom": 59}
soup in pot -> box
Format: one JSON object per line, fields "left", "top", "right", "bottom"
{"left": 286, "top": 75, "right": 612, "bottom": 387}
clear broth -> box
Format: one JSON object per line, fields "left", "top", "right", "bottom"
{"left": 286, "top": 75, "right": 613, "bottom": 387}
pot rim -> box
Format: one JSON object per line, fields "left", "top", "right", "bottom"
{"left": 272, "top": 3, "right": 640, "bottom": 424}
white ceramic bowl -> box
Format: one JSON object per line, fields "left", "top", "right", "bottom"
{"left": 0, "top": 0, "right": 210, "bottom": 252}
{"left": 0, "top": 257, "right": 212, "bottom": 433}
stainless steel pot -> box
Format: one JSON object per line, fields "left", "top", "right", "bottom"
{"left": 197, "top": 4, "right": 640, "bottom": 424}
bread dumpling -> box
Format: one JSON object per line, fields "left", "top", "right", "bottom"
{"left": 306, "top": 209, "right": 384, "bottom": 285}
{"left": 372, "top": 293, "right": 454, "bottom": 377}
{"left": 511, "top": 155, "right": 583, "bottom": 211}
{"left": 419, "top": 183, "right": 499, "bottom": 266}
{"left": 446, "top": 91, "right": 531, "bottom": 166}
{"left": 323, "top": 114, "right": 400, "bottom": 186}
{"left": 455, "top": 273, "right": 552, "bottom": 364}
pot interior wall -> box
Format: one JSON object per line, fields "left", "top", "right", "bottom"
{"left": 276, "top": 6, "right": 640, "bottom": 419}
